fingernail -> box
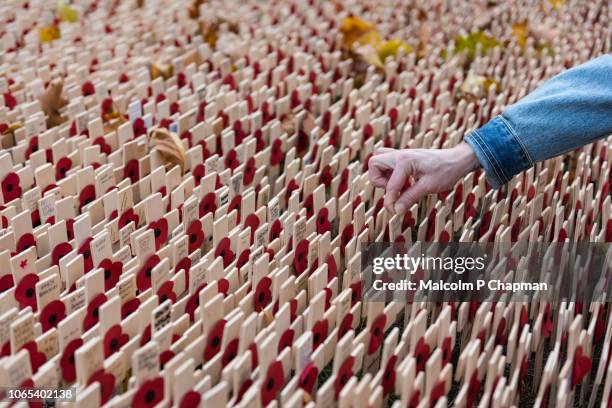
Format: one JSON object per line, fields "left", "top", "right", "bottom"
{"left": 395, "top": 203, "right": 406, "bottom": 214}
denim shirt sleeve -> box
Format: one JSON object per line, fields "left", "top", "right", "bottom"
{"left": 465, "top": 54, "right": 612, "bottom": 188}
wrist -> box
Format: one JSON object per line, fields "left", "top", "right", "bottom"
{"left": 452, "top": 142, "right": 481, "bottom": 175}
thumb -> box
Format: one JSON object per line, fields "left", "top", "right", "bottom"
{"left": 393, "top": 177, "right": 431, "bottom": 214}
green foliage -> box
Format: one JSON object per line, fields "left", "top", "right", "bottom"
{"left": 454, "top": 31, "right": 499, "bottom": 61}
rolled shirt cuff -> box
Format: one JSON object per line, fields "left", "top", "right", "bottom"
{"left": 464, "top": 115, "right": 533, "bottom": 189}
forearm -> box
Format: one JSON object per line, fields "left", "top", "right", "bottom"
{"left": 465, "top": 54, "right": 612, "bottom": 188}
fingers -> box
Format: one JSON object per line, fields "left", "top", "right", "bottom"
{"left": 368, "top": 153, "right": 396, "bottom": 188}
{"left": 393, "top": 178, "right": 431, "bottom": 214}
{"left": 384, "top": 160, "right": 413, "bottom": 213}
{"left": 374, "top": 147, "right": 395, "bottom": 155}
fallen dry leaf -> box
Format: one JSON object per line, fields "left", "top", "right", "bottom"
{"left": 340, "top": 16, "right": 381, "bottom": 49}
{"left": 38, "top": 80, "right": 68, "bottom": 128}
{"left": 150, "top": 63, "right": 173, "bottom": 80}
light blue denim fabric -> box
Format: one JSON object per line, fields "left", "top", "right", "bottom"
{"left": 465, "top": 54, "right": 612, "bottom": 188}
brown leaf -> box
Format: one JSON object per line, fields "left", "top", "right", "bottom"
{"left": 38, "top": 80, "right": 68, "bottom": 128}
{"left": 150, "top": 63, "right": 173, "bottom": 80}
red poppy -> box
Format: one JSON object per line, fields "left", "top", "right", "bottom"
{"left": 270, "top": 139, "right": 283, "bottom": 165}
{"left": 414, "top": 337, "right": 431, "bottom": 372}
{"left": 132, "top": 377, "right": 164, "bottom": 408}
{"left": 78, "top": 184, "right": 96, "bottom": 211}
{"left": 180, "top": 130, "right": 192, "bottom": 146}
{"left": 92, "top": 136, "right": 111, "bottom": 155}
{"left": 133, "top": 118, "right": 147, "bottom": 137}
{"left": 254, "top": 130, "right": 265, "bottom": 152}
{"left": 121, "top": 297, "right": 140, "bottom": 319}
{"left": 159, "top": 350, "right": 175, "bottom": 369}
{"left": 51, "top": 242, "right": 72, "bottom": 266}
{"left": 254, "top": 277, "right": 272, "bottom": 312}
{"left": 55, "top": 157, "right": 72, "bottom": 180}
{"left": 224, "top": 149, "right": 239, "bottom": 171}
{"left": 312, "top": 319, "right": 329, "bottom": 350}
{"left": 284, "top": 180, "right": 299, "bottom": 204}
{"left": 179, "top": 391, "right": 201, "bottom": 408}
{"left": 316, "top": 208, "right": 331, "bottom": 234}
{"left": 217, "top": 279, "right": 230, "bottom": 297}
{"left": 261, "top": 360, "right": 284, "bottom": 406}
{"left": 118, "top": 208, "right": 139, "bottom": 229}
{"left": 185, "top": 284, "right": 205, "bottom": 322}
{"left": 16, "top": 233, "right": 36, "bottom": 252}
{"left": 15, "top": 273, "right": 40, "bottom": 311}
{"left": 293, "top": 239, "right": 309, "bottom": 275}
{"left": 30, "top": 208, "right": 41, "bottom": 228}
{"left": 299, "top": 361, "right": 318, "bottom": 395}
{"left": 186, "top": 220, "right": 204, "bottom": 254}
{"left": 228, "top": 195, "right": 242, "bottom": 221}
{"left": 175, "top": 256, "right": 191, "bottom": 286}
{"left": 278, "top": 328, "right": 294, "bottom": 352}
{"left": 101, "top": 98, "right": 113, "bottom": 116}
{"left": 242, "top": 156, "right": 256, "bottom": 185}
{"left": 25, "top": 136, "right": 39, "bottom": 160}
{"left": 350, "top": 280, "right": 363, "bottom": 306}
{"left": 269, "top": 219, "right": 283, "bottom": 241}
{"left": 467, "top": 371, "right": 481, "bottom": 407}
{"left": 22, "top": 341, "right": 47, "bottom": 373}
{"left": 123, "top": 160, "right": 139, "bottom": 184}
{"left": 215, "top": 237, "right": 235, "bottom": 268}
{"left": 83, "top": 293, "right": 107, "bottom": 331}
{"left": 140, "top": 325, "right": 152, "bottom": 346}
{"left": 192, "top": 164, "right": 205, "bottom": 186}
{"left": 157, "top": 281, "right": 176, "bottom": 304}
{"left": 338, "top": 168, "right": 349, "bottom": 195}
{"left": 340, "top": 224, "right": 354, "bottom": 257}
{"left": 368, "top": 314, "right": 387, "bottom": 355}
{"left": 78, "top": 237, "right": 94, "bottom": 272}
{"left": 382, "top": 355, "right": 398, "bottom": 395}
{"left": 243, "top": 214, "right": 260, "bottom": 244}
{"left": 87, "top": 369, "right": 115, "bottom": 405}
{"left": 203, "top": 319, "right": 226, "bottom": 361}
{"left": 60, "top": 338, "right": 83, "bottom": 382}
{"left": 98, "top": 258, "right": 122, "bottom": 291}
{"left": 199, "top": 192, "right": 217, "bottom": 217}
{"left": 338, "top": 313, "right": 353, "bottom": 340}
{"left": 334, "top": 356, "right": 355, "bottom": 399}
{"left": 3, "top": 92, "right": 17, "bottom": 110}
{"left": 235, "top": 250, "right": 250, "bottom": 273}
{"left": 248, "top": 342, "right": 259, "bottom": 368}
{"left": 137, "top": 254, "right": 160, "bottom": 292}
{"left": 430, "top": 380, "right": 446, "bottom": 405}
{"left": 220, "top": 338, "right": 239, "bottom": 366}
{"left": 318, "top": 165, "right": 333, "bottom": 188}
{"left": 39, "top": 299, "right": 66, "bottom": 332}
{"left": 2, "top": 172, "right": 22, "bottom": 202}
{"left": 0, "top": 274, "right": 14, "bottom": 293}
{"left": 441, "top": 336, "right": 453, "bottom": 366}
{"left": 571, "top": 346, "right": 592, "bottom": 388}
{"left": 103, "top": 324, "right": 129, "bottom": 357}
{"left": 148, "top": 218, "right": 168, "bottom": 250}
{"left": 81, "top": 81, "right": 95, "bottom": 96}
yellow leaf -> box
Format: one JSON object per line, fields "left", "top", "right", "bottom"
{"left": 547, "top": 0, "right": 564, "bottom": 10}
{"left": 150, "top": 63, "right": 173, "bottom": 80}
{"left": 340, "top": 16, "right": 381, "bottom": 48}
{"left": 39, "top": 25, "right": 61, "bottom": 43}
{"left": 512, "top": 22, "right": 528, "bottom": 49}
{"left": 57, "top": 1, "right": 79, "bottom": 22}
{"left": 378, "top": 39, "right": 413, "bottom": 62}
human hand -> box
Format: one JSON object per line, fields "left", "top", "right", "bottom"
{"left": 368, "top": 142, "right": 480, "bottom": 215}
